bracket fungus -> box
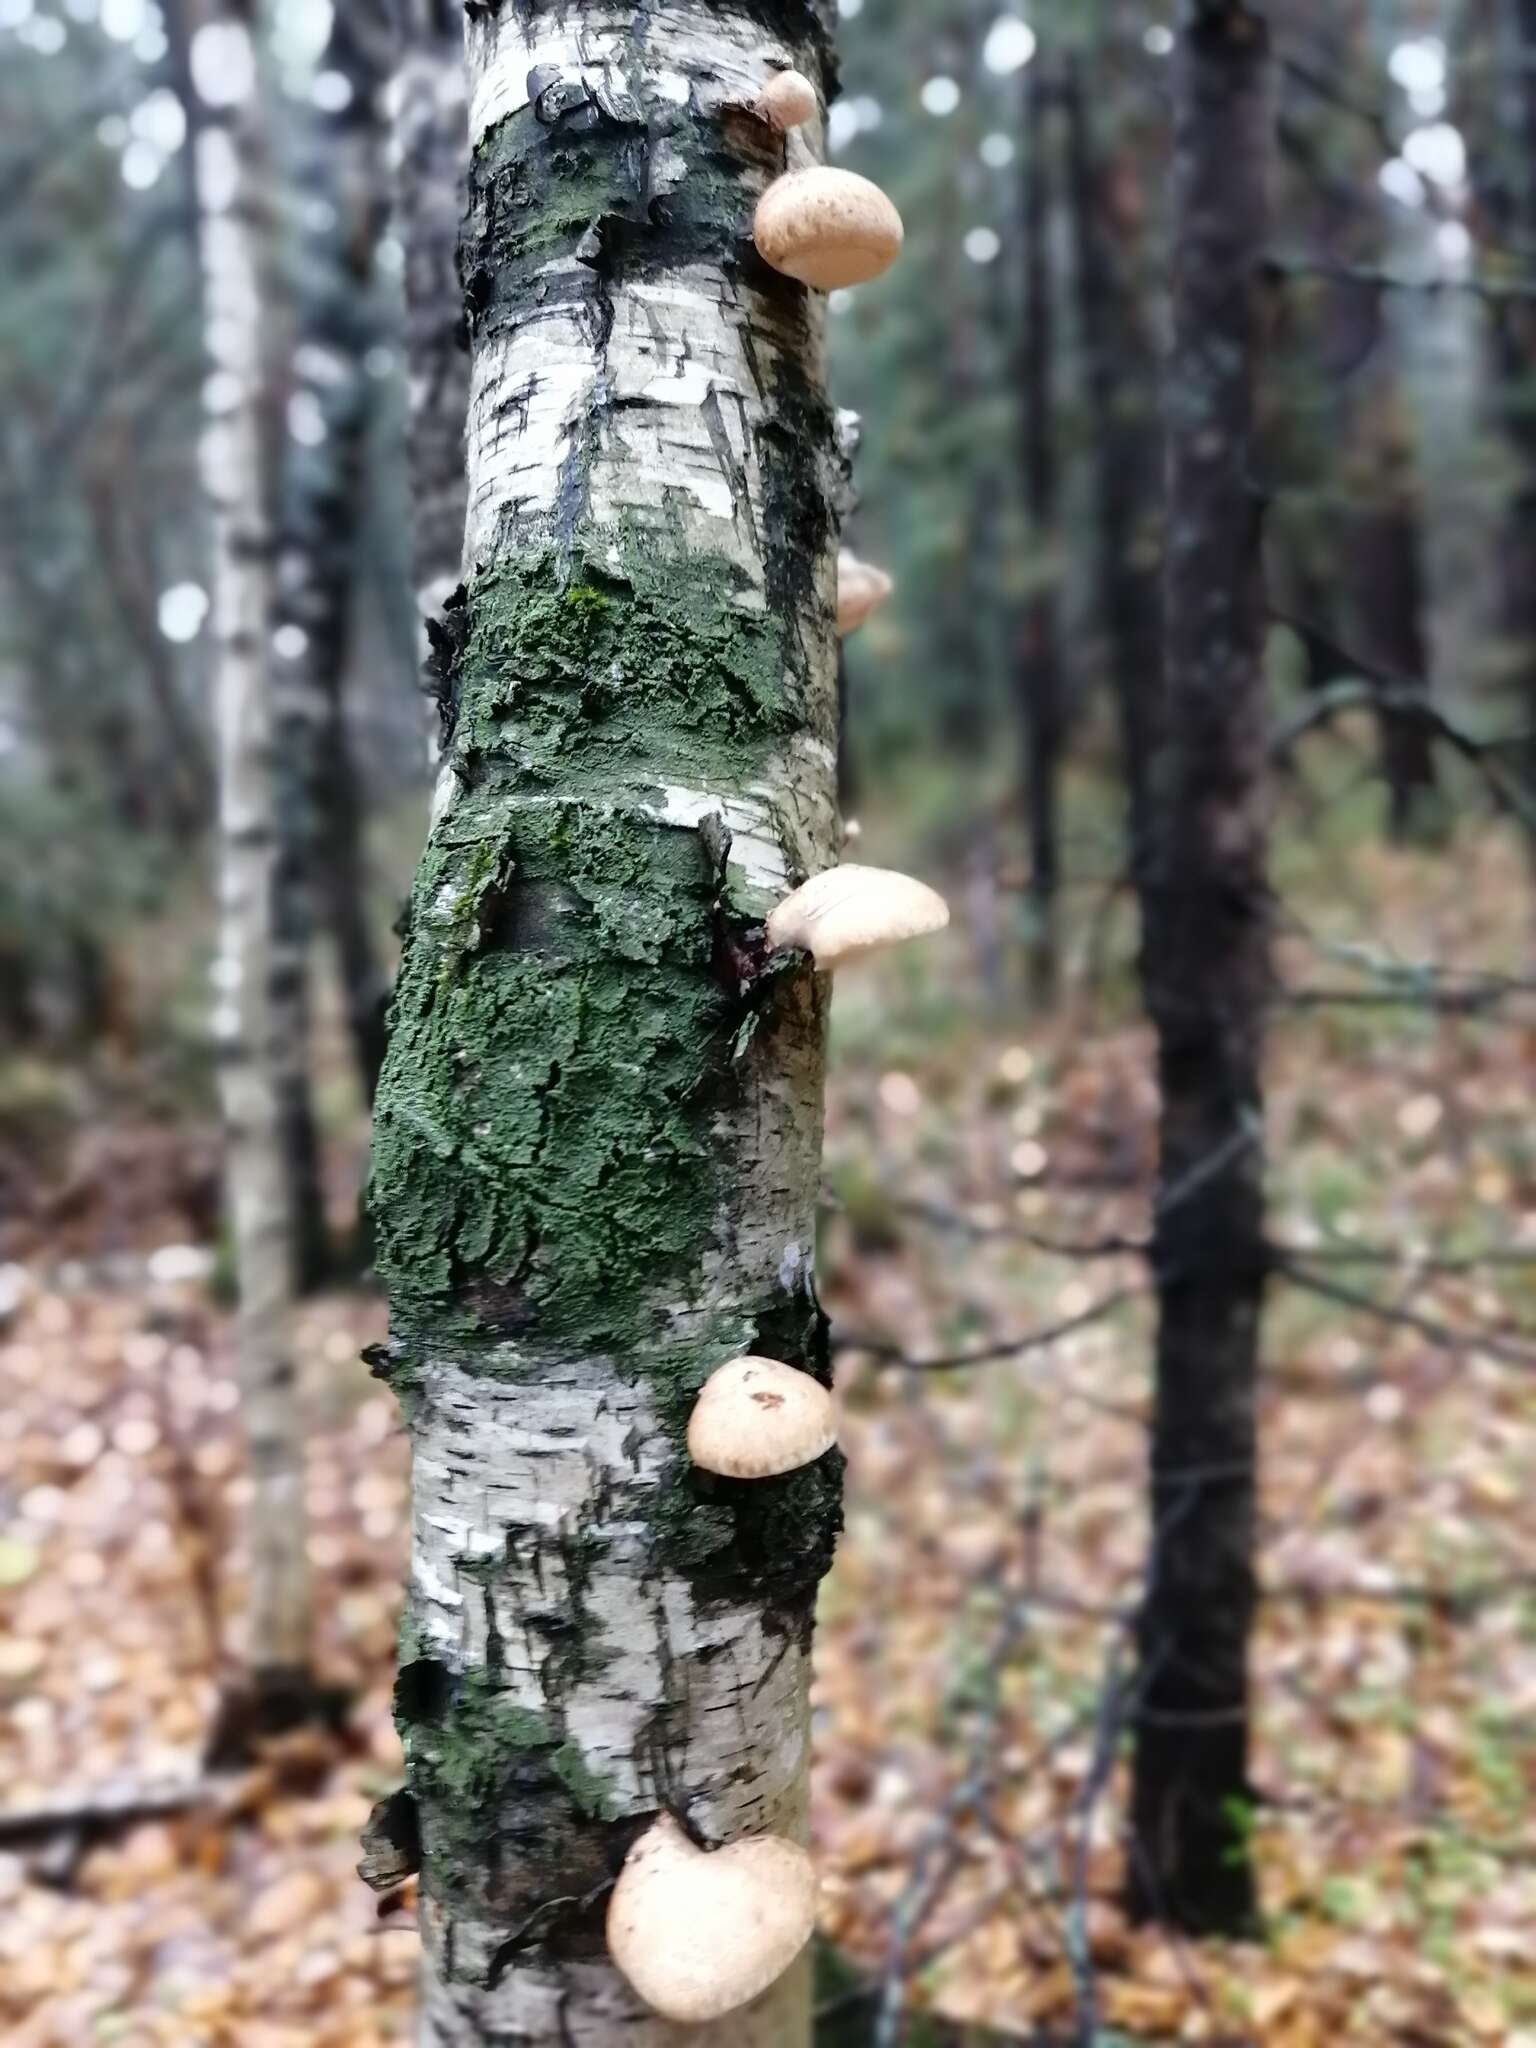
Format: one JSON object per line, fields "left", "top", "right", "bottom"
{"left": 753, "top": 166, "right": 904, "bottom": 289}
{"left": 607, "top": 1813, "right": 818, "bottom": 2024}
{"left": 765, "top": 864, "right": 950, "bottom": 970}
{"left": 836, "top": 550, "right": 893, "bottom": 636}
{"left": 756, "top": 67, "right": 819, "bottom": 131}
{"left": 687, "top": 1356, "right": 836, "bottom": 1479}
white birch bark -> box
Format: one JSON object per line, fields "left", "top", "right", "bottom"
{"left": 367, "top": 3, "right": 845, "bottom": 2042}
{"left": 188, "top": 0, "right": 310, "bottom": 1690}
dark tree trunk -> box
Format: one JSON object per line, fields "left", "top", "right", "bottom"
{"left": 1016, "top": 63, "right": 1061, "bottom": 1009}
{"left": 1489, "top": 0, "right": 1536, "bottom": 852}
{"left": 394, "top": 0, "right": 471, "bottom": 675}
{"left": 1128, "top": 1, "right": 1270, "bottom": 1937}
{"left": 836, "top": 646, "right": 857, "bottom": 814}
{"left": 269, "top": 0, "right": 395, "bottom": 1284}
{"left": 1061, "top": 45, "right": 1163, "bottom": 888}
{"left": 1354, "top": 494, "right": 1442, "bottom": 843}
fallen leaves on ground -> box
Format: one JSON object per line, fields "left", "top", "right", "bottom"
{"left": 1, "top": 827, "right": 1535, "bottom": 2044}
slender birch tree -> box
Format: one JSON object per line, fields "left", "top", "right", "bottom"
{"left": 176, "top": 0, "right": 314, "bottom": 1723}
{"left": 1129, "top": 0, "right": 1270, "bottom": 1933}
{"left": 367, "top": 4, "right": 845, "bottom": 2040}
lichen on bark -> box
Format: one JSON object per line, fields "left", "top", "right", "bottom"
{"left": 367, "top": 5, "right": 845, "bottom": 2040}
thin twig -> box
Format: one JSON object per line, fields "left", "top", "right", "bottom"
{"left": 834, "top": 1285, "right": 1142, "bottom": 1375}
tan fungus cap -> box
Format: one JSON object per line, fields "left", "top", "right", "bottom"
{"left": 836, "top": 550, "right": 893, "bottom": 636}
{"left": 765, "top": 864, "right": 950, "bottom": 968}
{"left": 687, "top": 1356, "right": 836, "bottom": 1478}
{"left": 757, "top": 68, "right": 819, "bottom": 131}
{"left": 607, "top": 1813, "right": 818, "bottom": 2024}
{"left": 754, "top": 166, "right": 903, "bottom": 289}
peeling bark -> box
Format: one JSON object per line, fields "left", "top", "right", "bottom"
{"left": 367, "top": 6, "right": 843, "bottom": 2043}
{"left": 1128, "top": 0, "right": 1269, "bottom": 1936}
{"left": 178, "top": 0, "right": 311, "bottom": 1695}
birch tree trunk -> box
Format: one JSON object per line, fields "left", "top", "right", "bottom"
{"left": 1128, "top": 0, "right": 1269, "bottom": 1935}
{"left": 392, "top": 0, "right": 470, "bottom": 689}
{"left": 181, "top": 0, "right": 312, "bottom": 1709}
{"left": 367, "top": 5, "right": 843, "bottom": 2042}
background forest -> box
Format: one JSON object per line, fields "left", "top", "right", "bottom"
{"left": 2, "top": 0, "right": 1535, "bottom": 2044}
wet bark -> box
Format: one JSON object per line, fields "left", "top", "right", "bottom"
{"left": 177, "top": 0, "right": 312, "bottom": 1702}
{"left": 1016, "top": 62, "right": 1061, "bottom": 1008}
{"left": 366, "top": 5, "right": 844, "bottom": 2042}
{"left": 1061, "top": 45, "right": 1162, "bottom": 888}
{"left": 1128, "top": 1, "right": 1269, "bottom": 1937}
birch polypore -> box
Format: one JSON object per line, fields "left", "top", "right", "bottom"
{"left": 367, "top": 3, "right": 844, "bottom": 2042}
{"left": 836, "top": 550, "right": 892, "bottom": 635}
{"left": 687, "top": 1356, "right": 836, "bottom": 1478}
{"left": 756, "top": 68, "right": 819, "bottom": 131}
{"left": 607, "top": 1814, "right": 818, "bottom": 2023}
{"left": 766, "top": 864, "right": 950, "bottom": 968}
{"left": 754, "top": 166, "right": 903, "bottom": 288}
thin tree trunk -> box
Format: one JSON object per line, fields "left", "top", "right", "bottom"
{"left": 180, "top": 0, "right": 312, "bottom": 1706}
{"left": 836, "top": 645, "right": 857, "bottom": 813}
{"left": 1354, "top": 487, "right": 1442, "bottom": 843}
{"left": 1017, "top": 62, "right": 1061, "bottom": 1008}
{"left": 393, "top": 0, "right": 470, "bottom": 698}
{"left": 366, "top": 7, "right": 843, "bottom": 2043}
{"left": 1491, "top": 0, "right": 1536, "bottom": 852}
{"left": 269, "top": 0, "right": 394, "bottom": 1282}
{"left": 1061, "top": 45, "right": 1163, "bottom": 886}
{"left": 1128, "top": 0, "right": 1269, "bottom": 1936}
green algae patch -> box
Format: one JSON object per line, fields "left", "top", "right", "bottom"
{"left": 449, "top": 543, "right": 793, "bottom": 783}
{"left": 369, "top": 542, "right": 808, "bottom": 1366}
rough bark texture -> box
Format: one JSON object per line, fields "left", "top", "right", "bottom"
{"left": 1128, "top": 1, "right": 1269, "bottom": 1936}
{"left": 270, "top": 0, "right": 395, "bottom": 1281}
{"left": 366, "top": 5, "right": 843, "bottom": 2042}
{"left": 1016, "top": 62, "right": 1061, "bottom": 1009}
{"left": 1061, "top": 44, "right": 1163, "bottom": 887}
{"left": 393, "top": 0, "right": 471, "bottom": 681}
{"left": 181, "top": 0, "right": 311, "bottom": 1692}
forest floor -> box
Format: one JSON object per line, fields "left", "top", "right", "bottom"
{"left": 1, "top": 775, "right": 1535, "bottom": 2047}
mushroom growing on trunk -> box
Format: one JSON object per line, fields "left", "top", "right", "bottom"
{"left": 767, "top": 864, "right": 950, "bottom": 969}
{"left": 687, "top": 1356, "right": 837, "bottom": 1477}
{"left": 754, "top": 166, "right": 903, "bottom": 288}
{"left": 607, "top": 1814, "right": 818, "bottom": 2024}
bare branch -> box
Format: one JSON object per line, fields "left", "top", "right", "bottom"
{"left": 833, "top": 1285, "right": 1143, "bottom": 1375}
